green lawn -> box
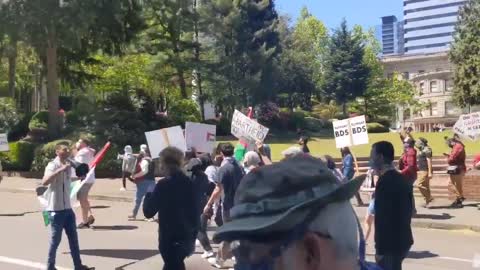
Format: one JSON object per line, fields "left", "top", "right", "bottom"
{"left": 222, "top": 131, "right": 480, "bottom": 161}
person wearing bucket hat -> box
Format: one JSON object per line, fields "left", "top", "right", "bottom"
{"left": 213, "top": 156, "right": 376, "bottom": 270}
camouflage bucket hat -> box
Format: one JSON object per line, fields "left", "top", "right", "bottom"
{"left": 213, "top": 156, "right": 366, "bottom": 243}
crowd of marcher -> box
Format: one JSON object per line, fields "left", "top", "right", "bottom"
{"left": 8, "top": 126, "right": 477, "bottom": 270}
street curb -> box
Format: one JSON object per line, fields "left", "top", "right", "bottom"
{"left": 3, "top": 187, "right": 479, "bottom": 233}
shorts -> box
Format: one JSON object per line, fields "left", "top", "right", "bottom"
{"left": 77, "top": 183, "right": 93, "bottom": 199}
{"left": 367, "top": 199, "right": 375, "bottom": 215}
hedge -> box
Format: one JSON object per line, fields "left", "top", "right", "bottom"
{"left": 0, "top": 141, "right": 36, "bottom": 171}
{"left": 367, "top": 122, "right": 389, "bottom": 133}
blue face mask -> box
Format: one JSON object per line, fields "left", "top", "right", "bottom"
{"left": 233, "top": 207, "right": 383, "bottom": 270}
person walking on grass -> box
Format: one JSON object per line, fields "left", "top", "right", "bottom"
{"left": 445, "top": 137, "right": 466, "bottom": 208}
{"left": 415, "top": 138, "right": 434, "bottom": 208}
{"left": 143, "top": 147, "right": 198, "bottom": 270}
{"left": 128, "top": 150, "right": 155, "bottom": 221}
{"left": 371, "top": 141, "right": 413, "bottom": 270}
{"left": 204, "top": 143, "right": 245, "bottom": 268}
{"left": 74, "top": 138, "right": 96, "bottom": 229}
{"left": 42, "top": 144, "right": 94, "bottom": 270}
{"left": 341, "top": 147, "right": 364, "bottom": 206}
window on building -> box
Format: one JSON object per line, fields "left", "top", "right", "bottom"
{"left": 403, "top": 108, "right": 411, "bottom": 120}
{"left": 445, "top": 101, "right": 460, "bottom": 116}
{"left": 430, "top": 81, "right": 439, "bottom": 93}
{"left": 445, "top": 80, "right": 453, "bottom": 92}
{"left": 430, "top": 102, "right": 438, "bottom": 116}
{"left": 419, "top": 81, "right": 426, "bottom": 94}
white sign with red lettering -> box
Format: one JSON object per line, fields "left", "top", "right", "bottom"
{"left": 185, "top": 122, "right": 216, "bottom": 153}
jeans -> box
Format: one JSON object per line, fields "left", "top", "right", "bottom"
{"left": 133, "top": 180, "right": 155, "bottom": 217}
{"left": 47, "top": 209, "right": 82, "bottom": 270}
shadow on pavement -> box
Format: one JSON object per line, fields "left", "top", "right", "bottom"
{"left": 77, "top": 249, "right": 158, "bottom": 260}
{"left": 413, "top": 213, "right": 453, "bottom": 220}
{"left": 428, "top": 202, "right": 478, "bottom": 210}
{"left": 91, "top": 225, "right": 138, "bottom": 231}
{"left": 91, "top": 205, "right": 111, "bottom": 209}
{"left": 407, "top": 250, "right": 438, "bottom": 259}
{"left": 0, "top": 211, "right": 40, "bottom": 217}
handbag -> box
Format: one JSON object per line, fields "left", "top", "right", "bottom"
{"left": 447, "top": 165, "right": 460, "bottom": 175}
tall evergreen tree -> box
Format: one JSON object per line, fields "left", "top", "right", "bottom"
{"left": 321, "top": 19, "right": 370, "bottom": 116}
{"left": 450, "top": 0, "right": 480, "bottom": 110}
{"left": 200, "top": 0, "right": 280, "bottom": 110}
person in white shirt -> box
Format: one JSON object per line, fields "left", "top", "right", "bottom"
{"left": 75, "top": 138, "right": 96, "bottom": 229}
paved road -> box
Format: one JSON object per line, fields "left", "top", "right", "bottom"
{"left": 0, "top": 192, "right": 479, "bottom": 270}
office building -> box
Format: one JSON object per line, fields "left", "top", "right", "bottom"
{"left": 379, "top": 15, "right": 404, "bottom": 55}
{"left": 404, "top": 0, "right": 466, "bottom": 54}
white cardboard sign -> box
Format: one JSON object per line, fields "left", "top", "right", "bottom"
{"left": 453, "top": 112, "right": 480, "bottom": 141}
{"left": 185, "top": 122, "right": 216, "bottom": 153}
{"left": 333, "top": 115, "right": 369, "bottom": 148}
{"left": 0, "top": 133, "right": 9, "bottom": 152}
{"left": 145, "top": 126, "right": 187, "bottom": 158}
{"left": 231, "top": 110, "right": 269, "bottom": 143}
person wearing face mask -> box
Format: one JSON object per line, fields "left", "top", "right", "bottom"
{"left": 444, "top": 137, "right": 466, "bottom": 208}
{"left": 415, "top": 138, "right": 434, "bottom": 208}
{"left": 399, "top": 138, "right": 418, "bottom": 215}
{"left": 371, "top": 141, "right": 414, "bottom": 270}
{"left": 212, "top": 156, "right": 381, "bottom": 270}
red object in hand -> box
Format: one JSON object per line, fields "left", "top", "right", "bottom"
{"left": 247, "top": 107, "right": 253, "bottom": 119}
{"left": 90, "top": 141, "right": 112, "bottom": 168}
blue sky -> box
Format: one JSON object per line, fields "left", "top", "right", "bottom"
{"left": 275, "top": 0, "right": 403, "bottom": 30}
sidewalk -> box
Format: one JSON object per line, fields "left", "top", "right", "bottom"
{"left": 1, "top": 176, "right": 480, "bottom": 232}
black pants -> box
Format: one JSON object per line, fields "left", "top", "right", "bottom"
{"left": 376, "top": 250, "right": 409, "bottom": 270}
{"left": 160, "top": 242, "right": 187, "bottom": 270}
{"left": 197, "top": 213, "right": 212, "bottom": 252}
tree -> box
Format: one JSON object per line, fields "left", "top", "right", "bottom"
{"left": 141, "top": 0, "right": 197, "bottom": 99}
{"left": 199, "top": 0, "right": 280, "bottom": 111}
{"left": 15, "top": 0, "right": 144, "bottom": 138}
{"left": 321, "top": 19, "right": 370, "bottom": 116}
{"left": 450, "top": 0, "right": 480, "bottom": 110}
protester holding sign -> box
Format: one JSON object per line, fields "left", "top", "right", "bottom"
{"left": 342, "top": 147, "right": 364, "bottom": 206}
{"left": 41, "top": 144, "right": 94, "bottom": 270}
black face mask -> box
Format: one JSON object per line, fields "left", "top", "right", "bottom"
{"left": 232, "top": 205, "right": 383, "bottom": 270}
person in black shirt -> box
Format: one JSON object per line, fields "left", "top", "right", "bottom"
{"left": 370, "top": 141, "right": 414, "bottom": 270}
{"left": 143, "top": 147, "right": 198, "bottom": 270}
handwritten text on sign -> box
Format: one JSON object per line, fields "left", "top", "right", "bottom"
{"left": 332, "top": 116, "right": 369, "bottom": 148}
{"left": 0, "top": 133, "right": 9, "bottom": 152}
{"left": 231, "top": 110, "right": 269, "bottom": 143}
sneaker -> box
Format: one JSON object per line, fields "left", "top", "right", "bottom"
{"left": 87, "top": 215, "right": 95, "bottom": 226}
{"left": 144, "top": 218, "right": 155, "bottom": 222}
{"left": 120, "top": 187, "right": 126, "bottom": 191}
{"left": 128, "top": 215, "right": 136, "bottom": 221}
{"left": 208, "top": 257, "right": 225, "bottom": 268}
{"left": 77, "top": 222, "right": 90, "bottom": 229}
{"left": 201, "top": 251, "right": 215, "bottom": 259}
{"left": 450, "top": 200, "right": 463, "bottom": 209}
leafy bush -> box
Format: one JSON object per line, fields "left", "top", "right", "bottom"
{"left": 31, "top": 139, "right": 72, "bottom": 172}
{"left": 8, "top": 112, "right": 34, "bottom": 141}
{"left": 276, "top": 109, "right": 307, "bottom": 131}
{"left": 29, "top": 111, "right": 49, "bottom": 130}
{"left": 367, "top": 122, "right": 389, "bottom": 133}
{"left": 169, "top": 99, "right": 201, "bottom": 126}
{"left": 0, "top": 97, "right": 20, "bottom": 133}
{"left": 203, "top": 117, "right": 231, "bottom": 136}
{"left": 256, "top": 102, "right": 280, "bottom": 126}
{"left": 0, "top": 141, "right": 37, "bottom": 171}
{"left": 372, "top": 118, "right": 391, "bottom": 128}
{"left": 304, "top": 117, "right": 330, "bottom": 132}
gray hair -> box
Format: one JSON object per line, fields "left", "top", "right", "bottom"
{"left": 159, "top": 147, "right": 184, "bottom": 176}
{"left": 308, "top": 201, "right": 359, "bottom": 259}
{"left": 281, "top": 146, "right": 303, "bottom": 159}
{"left": 244, "top": 151, "right": 261, "bottom": 167}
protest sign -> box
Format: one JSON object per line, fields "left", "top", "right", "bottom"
{"left": 453, "top": 112, "right": 480, "bottom": 141}
{"left": 145, "top": 126, "right": 187, "bottom": 158}
{"left": 185, "top": 122, "right": 216, "bottom": 153}
{"left": 333, "top": 115, "right": 369, "bottom": 148}
{"left": 0, "top": 133, "right": 9, "bottom": 152}
{"left": 231, "top": 110, "right": 269, "bottom": 143}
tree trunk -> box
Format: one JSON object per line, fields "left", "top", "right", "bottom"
{"left": 178, "top": 70, "right": 188, "bottom": 98}
{"left": 193, "top": 0, "right": 205, "bottom": 121}
{"left": 7, "top": 40, "right": 17, "bottom": 99}
{"left": 46, "top": 28, "right": 61, "bottom": 139}
{"left": 342, "top": 102, "right": 347, "bottom": 117}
